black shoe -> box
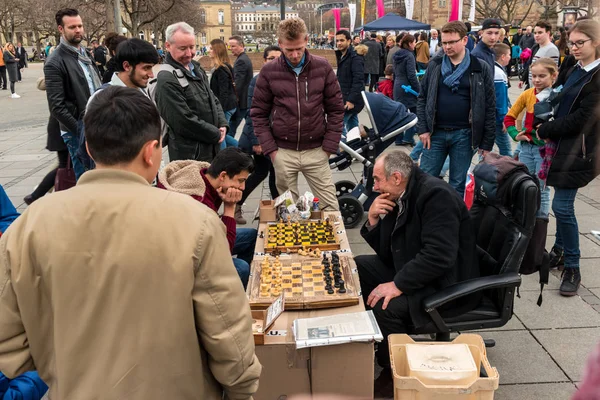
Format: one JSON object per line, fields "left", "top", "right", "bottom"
{"left": 23, "top": 194, "right": 35, "bottom": 205}
{"left": 1, "top": 87, "right": 6, "bottom": 90}
{"left": 374, "top": 367, "right": 394, "bottom": 398}
{"left": 560, "top": 268, "right": 581, "bottom": 296}
{"left": 549, "top": 245, "right": 565, "bottom": 269}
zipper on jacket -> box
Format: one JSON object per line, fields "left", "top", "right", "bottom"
{"left": 469, "top": 73, "right": 475, "bottom": 150}
{"left": 305, "top": 78, "right": 308, "bottom": 102}
{"left": 296, "top": 75, "right": 301, "bottom": 150}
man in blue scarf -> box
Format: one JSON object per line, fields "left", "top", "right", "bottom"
{"left": 416, "top": 21, "right": 496, "bottom": 197}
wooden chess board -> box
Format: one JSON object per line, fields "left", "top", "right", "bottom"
{"left": 263, "top": 219, "right": 341, "bottom": 254}
{"left": 247, "top": 253, "right": 359, "bottom": 310}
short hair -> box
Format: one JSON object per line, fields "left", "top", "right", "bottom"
{"left": 531, "top": 57, "right": 558, "bottom": 75}
{"left": 114, "top": 38, "right": 159, "bottom": 72}
{"left": 396, "top": 32, "right": 406, "bottom": 44}
{"left": 400, "top": 34, "right": 415, "bottom": 49}
{"left": 353, "top": 35, "right": 360, "bottom": 40}
{"left": 166, "top": 22, "right": 195, "bottom": 43}
{"left": 535, "top": 21, "right": 552, "bottom": 32}
{"left": 91, "top": 39, "right": 98, "bottom": 44}
{"left": 336, "top": 30, "right": 351, "bottom": 40}
{"left": 277, "top": 18, "right": 308, "bottom": 42}
{"left": 206, "top": 147, "right": 255, "bottom": 179}
{"left": 84, "top": 86, "right": 161, "bottom": 165}
{"left": 263, "top": 45, "right": 282, "bottom": 59}
{"left": 229, "top": 35, "right": 244, "bottom": 47}
{"left": 55, "top": 8, "right": 79, "bottom": 27}
{"left": 465, "top": 22, "right": 472, "bottom": 32}
{"left": 494, "top": 43, "right": 511, "bottom": 59}
{"left": 441, "top": 21, "right": 468, "bottom": 39}
{"left": 104, "top": 33, "right": 127, "bottom": 56}
{"left": 384, "top": 64, "right": 393, "bottom": 76}
{"left": 381, "top": 150, "right": 413, "bottom": 180}
{"left": 370, "top": 32, "right": 377, "bottom": 38}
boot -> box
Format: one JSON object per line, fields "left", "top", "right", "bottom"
{"left": 235, "top": 204, "right": 247, "bottom": 225}
{"left": 560, "top": 268, "right": 581, "bottom": 297}
{"left": 549, "top": 245, "right": 565, "bottom": 270}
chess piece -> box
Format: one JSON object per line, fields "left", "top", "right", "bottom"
{"left": 327, "top": 287, "right": 335, "bottom": 295}
{"left": 338, "top": 280, "right": 347, "bottom": 293}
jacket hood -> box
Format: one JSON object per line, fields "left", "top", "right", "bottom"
{"left": 415, "top": 42, "right": 425, "bottom": 50}
{"left": 157, "top": 160, "right": 211, "bottom": 198}
{"left": 394, "top": 48, "right": 413, "bottom": 63}
{"left": 355, "top": 44, "right": 368, "bottom": 56}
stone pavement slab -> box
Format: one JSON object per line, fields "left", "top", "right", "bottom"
{"left": 533, "top": 327, "right": 600, "bottom": 382}
{"left": 495, "top": 383, "right": 577, "bottom": 400}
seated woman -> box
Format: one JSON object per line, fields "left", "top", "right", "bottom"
{"left": 157, "top": 147, "right": 256, "bottom": 288}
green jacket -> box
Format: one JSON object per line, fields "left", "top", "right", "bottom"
{"left": 155, "top": 54, "right": 227, "bottom": 162}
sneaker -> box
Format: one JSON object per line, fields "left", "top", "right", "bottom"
{"left": 10, "top": 93, "right": 20, "bottom": 99}
{"left": 560, "top": 268, "right": 581, "bottom": 296}
{"left": 549, "top": 245, "right": 565, "bottom": 269}
{"left": 234, "top": 204, "right": 247, "bottom": 225}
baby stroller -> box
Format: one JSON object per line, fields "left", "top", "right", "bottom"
{"left": 329, "top": 91, "right": 418, "bottom": 228}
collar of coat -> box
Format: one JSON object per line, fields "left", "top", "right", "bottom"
{"left": 165, "top": 53, "right": 202, "bottom": 78}
{"left": 335, "top": 45, "right": 357, "bottom": 61}
{"left": 158, "top": 160, "right": 211, "bottom": 198}
{"left": 77, "top": 169, "right": 151, "bottom": 186}
{"left": 276, "top": 48, "right": 313, "bottom": 71}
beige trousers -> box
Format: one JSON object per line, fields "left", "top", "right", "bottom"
{"left": 272, "top": 147, "right": 340, "bottom": 211}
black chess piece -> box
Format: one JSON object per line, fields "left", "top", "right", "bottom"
{"left": 259, "top": 231, "right": 264, "bottom": 239}
{"left": 326, "top": 286, "right": 335, "bottom": 294}
{"left": 338, "top": 280, "right": 347, "bottom": 293}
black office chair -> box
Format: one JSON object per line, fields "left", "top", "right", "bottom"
{"left": 407, "top": 168, "right": 540, "bottom": 347}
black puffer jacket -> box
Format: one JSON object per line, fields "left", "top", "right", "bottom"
{"left": 537, "top": 65, "right": 600, "bottom": 188}
{"left": 155, "top": 54, "right": 227, "bottom": 162}
{"left": 44, "top": 44, "right": 100, "bottom": 135}
{"left": 416, "top": 54, "right": 496, "bottom": 151}
{"left": 393, "top": 48, "right": 420, "bottom": 110}
{"left": 335, "top": 46, "right": 364, "bottom": 113}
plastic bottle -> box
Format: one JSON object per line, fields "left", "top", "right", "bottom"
{"left": 312, "top": 197, "right": 320, "bottom": 211}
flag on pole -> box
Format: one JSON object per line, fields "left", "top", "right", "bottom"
{"left": 376, "top": 0, "right": 385, "bottom": 18}
{"left": 449, "top": 0, "right": 463, "bottom": 21}
{"left": 469, "top": 0, "right": 475, "bottom": 22}
{"left": 361, "top": 0, "right": 366, "bottom": 26}
{"left": 349, "top": 3, "right": 357, "bottom": 33}
{"left": 332, "top": 9, "right": 341, "bottom": 32}
{"left": 405, "top": 0, "right": 414, "bottom": 20}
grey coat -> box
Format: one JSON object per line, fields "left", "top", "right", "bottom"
{"left": 3, "top": 51, "right": 18, "bottom": 82}
{"left": 363, "top": 39, "right": 382, "bottom": 75}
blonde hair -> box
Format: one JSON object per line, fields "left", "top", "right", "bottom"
{"left": 210, "top": 39, "right": 231, "bottom": 69}
{"left": 277, "top": 18, "right": 308, "bottom": 42}
{"left": 531, "top": 57, "right": 558, "bottom": 76}
{"left": 355, "top": 44, "right": 368, "bottom": 56}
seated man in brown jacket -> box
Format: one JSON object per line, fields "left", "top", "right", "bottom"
{"left": 0, "top": 86, "right": 261, "bottom": 399}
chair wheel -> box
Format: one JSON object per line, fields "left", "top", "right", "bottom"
{"left": 335, "top": 180, "right": 356, "bottom": 198}
{"left": 338, "top": 195, "right": 363, "bottom": 228}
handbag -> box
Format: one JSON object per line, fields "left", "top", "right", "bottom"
{"left": 55, "top": 156, "right": 76, "bottom": 192}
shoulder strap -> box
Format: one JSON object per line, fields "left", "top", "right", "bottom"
{"left": 155, "top": 64, "right": 189, "bottom": 88}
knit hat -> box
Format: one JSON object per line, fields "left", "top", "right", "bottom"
{"left": 482, "top": 18, "right": 502, "bottom": 31}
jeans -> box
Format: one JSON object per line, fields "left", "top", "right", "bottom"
{"left": 395, "top": 107, "right": 416, "bottom": 145}
{"left": 410, "top": 141, "right": 450, "bottom": 177}
{"left": 228, "top": 108, "right": 247, "bottom": 137}
{"left": 552, "top": 188, "right": 580, "bottom": 269}
{"left": 518, "top": 142, "right": 550, "bottom": 217}
{"left": 224, "top": 107, "right": 237, "bottom": 123}
{"left": 420, "top": 128, "right": 473, "bottom": 197}
{"left": 220, "top": 134, "right": 239, "bottom": 150}
{"left": 62, "top": 132, "right": 86, "bottom": 180}
{"left": 0, "top": 66, "right": 6, "bottom": 89}
{"left": 342, "top": 111, "right": 359, "bottom": 143}
{"left": 495, "top": 122, "right": 513, "bottom": 157}
{"left": 232, "top": 227, "right": 257, "bottom": 288}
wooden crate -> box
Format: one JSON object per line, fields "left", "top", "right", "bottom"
{"left": 262, "top": 219, "right": 341, "bottom": 254}
{"left": 247, "top": 254, "right": 359, "bottom": 310}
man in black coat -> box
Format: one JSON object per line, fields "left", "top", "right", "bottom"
{"left": 356, "top": 150, "right": 479, "bottom": 377}
{"left": 228, "top": 35, "right": 253, "bottom": 136}
{"left": 335, "top": 29, "right": 364, "bottom": 142}
{"left": 14, "top": 42, "right": 27, "bottom": 81}
{"left": 92, "top": 39, "right": 107, "bottom": 76}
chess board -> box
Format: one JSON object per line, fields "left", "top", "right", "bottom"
{"left": 263, "top": 219, "right": 341, "bottom": 254}
{"left": 247, "top": 253, "right": 359, "bottom": 310}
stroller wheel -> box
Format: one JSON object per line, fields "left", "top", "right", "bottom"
{"left": 335, "top": 180, "right": 356, "bottom": 198}
{"left": 338, "top": 195, "right": 363, "bottom": 229}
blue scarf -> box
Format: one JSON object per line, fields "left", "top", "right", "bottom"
{"left": 441, "top": 49, "right": 471, "bottom": 93}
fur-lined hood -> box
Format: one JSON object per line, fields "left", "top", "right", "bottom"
{"left": 157, "top": 160, "right": 211, "bottom": 198}
{"left": 354, "top": 44, "right": 368, "bottom": 56}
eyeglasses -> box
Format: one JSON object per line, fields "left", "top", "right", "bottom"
{"left": 441, "top": 39, "right": 462, "bottom": 47}
{"left": 266, "top": 57, "right": 277, "bottom": 60}
{"left": 567, "top": 39, "right": 592, "bottom": 49}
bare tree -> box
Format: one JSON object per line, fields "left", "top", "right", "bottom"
{"left": 151, "top": 0, "right": 203, "bottom": 46}
{"left": 121, "top": 0, "right": 176, "bottom": 36}
{"left": 476, "top": 0, "right": 536, "bottom": 25}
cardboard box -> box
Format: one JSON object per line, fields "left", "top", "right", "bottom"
{"left": 254, "top": 301, "right": 374, "bottom": 399}
{"left": 252, "top": 295, "right": 285, "bottom": 345}
{"left": 259, "top": 200, "right": 277, "bottom": 222}
{"left": 389, "top": 334, "right": 499, "bottom": 400}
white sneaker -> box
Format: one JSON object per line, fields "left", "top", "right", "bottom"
{"left": 10, "top": 93, "right": 20, "bottom": 99}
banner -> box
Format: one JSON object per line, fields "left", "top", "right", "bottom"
{"left": 376, "top": 0, "right": 385, "bottom": 18}
{"left": 332, "top": 9, "right": 341, "bottom": 32}
{"left": 349, "top": 3, "right": 357, "bottom": 33}
{"left": 361, "top": 0, "right": 366, "bottom": 26}
{"left": 405, "top": 0, "right": 414, "bottom": 20}
{"left": 449, "top": 0, "right": 462, "bottom": 21}
{"left": 469, "top": 0, "right": 475, "bottom": 22}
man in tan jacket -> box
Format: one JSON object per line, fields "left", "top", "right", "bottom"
{"left": 0, "top": 86, "right": 261, "bottom": 399}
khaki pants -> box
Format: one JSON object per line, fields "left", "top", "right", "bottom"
{"left": 272, "top": 147, "right": 339, "bottom": 211}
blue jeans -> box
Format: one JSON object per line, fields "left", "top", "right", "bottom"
{"left": 228, "top": 108, "right": 248, "bottom": 137}
{"left": 220, "top": 134, "right": 239, "bottom": 150}
{"left": 411, "top": 141, "right": 450, "bottom": 177}
{"left": 518, "top": 142, "right": 550, "bottom": 218}
{"left": 232, "top": 227, "right": 257, "bottom": 288}
{"left": 224, "top": 108, "right": 237, "bottom": 123}
{"left": 552, "top": 188, "right": 580, "bottom": 269}
{"left": 342, "top": 111, "right": 359, "bottom": 143}
{"left": 396, "top": 107, "right": 416, "bottom": 145}
{"left": 420, "top": 128, "right": 473, "bottom": 197}
{"left": 495, "top": 123, "right": 513, "bottom": 157}
{"left": 62, "top": 132, "right": 85, "bottom": 180}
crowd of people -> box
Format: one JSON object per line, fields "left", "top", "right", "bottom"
{"left": 0, "top": 5, "right": 597, "bottom": 399}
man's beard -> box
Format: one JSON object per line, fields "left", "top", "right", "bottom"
{"left": 129, "top": 69, "right": 146, "bottom": 89}
{"left": 66, "top": 33, "right": 83, "bottom": 46}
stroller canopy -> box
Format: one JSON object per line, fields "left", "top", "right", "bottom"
{"left": 363, "top": 91, "right": 417, "bottom": 136}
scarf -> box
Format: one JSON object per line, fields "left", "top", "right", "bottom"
{"left": 60, "top": 37, "right": 102, "bottom": 91}
{"left": 441, "top": 48, "right": 471, "bottom": 93}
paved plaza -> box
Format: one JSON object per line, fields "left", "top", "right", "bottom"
{"left": 3, "top": 63, "right": 600, "bottom": 399}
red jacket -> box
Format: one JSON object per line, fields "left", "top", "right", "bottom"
{"left": 377, "top": 78, "right": 394, "bottom": 99}
{"left": 250, "top": 50, "right": 345, "bottom": 156}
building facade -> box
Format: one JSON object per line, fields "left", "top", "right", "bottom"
{"left": 234, "top": 5, "right": 298, "bottom": 34}
{"left": 199, "top": 0, "right": 233, "bottom": 45}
